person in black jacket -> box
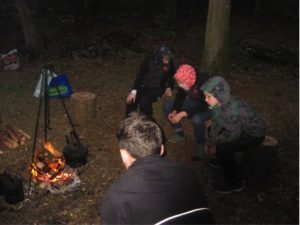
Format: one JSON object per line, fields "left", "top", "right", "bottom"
{"left": 101, "top": 113, "right": 210, "bottom": 225}
{"left": 125, "top": 44, "right": 175, "bottom": 117}
{"left": 163, "top": 64, "right": 211, "bottom": 160}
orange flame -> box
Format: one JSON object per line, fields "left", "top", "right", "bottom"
{"left": 43, "top": 141, "right": 63, "bottom": 158}
{"left": 31, "top": 141, "right": 72, "bottom": 184}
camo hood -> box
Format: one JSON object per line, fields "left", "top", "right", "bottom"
{"left": 200, "top": 76, "right": 231, "bottom": 106}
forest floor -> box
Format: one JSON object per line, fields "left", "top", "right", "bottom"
{"left": 0, "top": 12, "right": 299, "bottom": 224}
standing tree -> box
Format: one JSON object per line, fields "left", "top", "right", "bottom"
{"left": 202, "top": 0, "right": 231, "bottom": 75}
{"left": 14, "top": 0, "right": 43, "bottom": 58}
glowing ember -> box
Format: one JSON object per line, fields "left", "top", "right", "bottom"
{"left": 31, "top": 161, "right": 71, "bottom": 183}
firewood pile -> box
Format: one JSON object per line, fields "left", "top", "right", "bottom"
{"left": 0, "top": 125, "right": 31, "bottom": 149}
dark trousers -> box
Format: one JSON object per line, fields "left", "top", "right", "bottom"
{"left": 163, "top": 98, "right": 211, "bottom": 144}
{"left": 126, "top": 87, "right": 162, "bottom": 117}
{"left": 216, "top": 135, "right": 265, "bottom": 185}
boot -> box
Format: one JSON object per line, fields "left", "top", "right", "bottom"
{"left": 191, "top": 143, "right": 205, "bottom": 161}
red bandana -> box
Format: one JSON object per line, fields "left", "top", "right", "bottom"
{"left": 174, "top": 64, "right": 196, "bottom": 88}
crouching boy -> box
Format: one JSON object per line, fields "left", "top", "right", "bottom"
{"left": 200, "top": 76, "right": 267, "bottom": 194}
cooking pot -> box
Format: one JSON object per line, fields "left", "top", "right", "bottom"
{"left": 63, "top": 131, "right": 88, "bottom": 168}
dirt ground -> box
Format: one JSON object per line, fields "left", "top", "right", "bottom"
{"left": 0, "top": 13, "right": 299, "bottom": 224}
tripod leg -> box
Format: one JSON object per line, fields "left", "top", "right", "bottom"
{"left": 28, "top": 74, "right": 45, "bottom": 194}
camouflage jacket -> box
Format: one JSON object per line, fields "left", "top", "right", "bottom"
{"left": 201, "top": 76, "right": 267, "bottom": 145}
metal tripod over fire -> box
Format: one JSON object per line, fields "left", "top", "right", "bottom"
{"left": 29, "top": 65, "right": 87, "bottom": 193}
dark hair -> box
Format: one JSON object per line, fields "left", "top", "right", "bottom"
{"left": 116, "top": 113, "right": 163, "bottom": 158}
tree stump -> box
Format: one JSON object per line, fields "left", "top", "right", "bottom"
{"left": 70, "top": 92, "right": 96, "bottom": 127}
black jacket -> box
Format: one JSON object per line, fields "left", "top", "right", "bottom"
{"left": 132, "top": 55, "right": 175, "bottom": 94}
{"left": 173, "top": 71, "right": 210, "bottom": 117}
{"left": 101, "top": 154, "right": 207, "bottom": 225}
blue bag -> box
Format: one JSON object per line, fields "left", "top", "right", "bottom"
{"left": 48, "top": 74, "right": 72, "bottom": 98}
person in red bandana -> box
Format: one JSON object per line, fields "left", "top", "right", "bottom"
{"left": 163, "top": 64, "right": 212, "bottom": 160}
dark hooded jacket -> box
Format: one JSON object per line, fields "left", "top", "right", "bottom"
{"left": 200, "top": 76, "right": 267, "bottom": 145}
{"left": 132, "top": 45, "right": 175, "bottom": 95}
{"left": 101, "top": 154, "right": 208, "bottom": 225}
{"left": 172, "top": 70, "right": 210, "bottom": 117}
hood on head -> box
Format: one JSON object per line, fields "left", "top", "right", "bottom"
{"left": 153, "top": 44, "right": 172, "bottom": 65}
{"left": 200, "top": 76, "right": 231, "bottom": 106}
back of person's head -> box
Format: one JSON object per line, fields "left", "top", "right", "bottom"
{"left": 116, "top": 113, "right": 163, "bottom": 158}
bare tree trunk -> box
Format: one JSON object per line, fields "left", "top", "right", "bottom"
{"left": 14, "top": 0, "right": 43, "bottom": 58}
{"left": 202, "top": 0, "right": 231, "bottom": 75}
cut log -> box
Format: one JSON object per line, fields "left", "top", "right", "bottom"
{"left": 0, "top": 134, "right": 19, "bottom": 149}
{"left": 2, "top": 129, "right": 19, "bottom": 143}
{"left": 70, "top": 92, "right": 96, "bottom": 126}
{"left": 16, "top": 128, "right": 31, "bottom": 140}
{"left": 5, "top": 125, "right": 26, "bottom": 143}
{"left": 35, "top": 161, "right": 46, "bottom": 170}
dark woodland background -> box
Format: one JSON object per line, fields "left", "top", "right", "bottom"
{"left": 0, "top": 0, "right": 299, "bottom": 224}
{"left": 0, "top": 0, "right": 298, "bottom": 62}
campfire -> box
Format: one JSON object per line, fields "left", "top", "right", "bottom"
{"left": 30, "top": 140, "right": 80, "bottom": 193}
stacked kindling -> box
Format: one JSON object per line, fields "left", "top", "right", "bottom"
{"left": 0, "top": 125, "right": 31, "bottom": 149}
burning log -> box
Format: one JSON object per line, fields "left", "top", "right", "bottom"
{"left": 31, "top": 139, "right": 81, "bottom": 193}
{"left": 35, "top": 161, "right": 46, "bottom": 170}
{"left": 43, "top": 141, "right": 63, "bottom": 158}
{"left": 49, "top": 165, "right": 66, "bottom": 180}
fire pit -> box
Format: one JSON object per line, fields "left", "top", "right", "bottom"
{"left": 30, "top": 141, "right": 81, "bottom": 194}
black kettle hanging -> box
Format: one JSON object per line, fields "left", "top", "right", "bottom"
{"left": 63, "top": 131, "right": 88, "bottom": 168}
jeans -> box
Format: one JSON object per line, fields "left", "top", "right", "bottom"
{"left": 163, "top": 98, "right": 212, "bottom": 145}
